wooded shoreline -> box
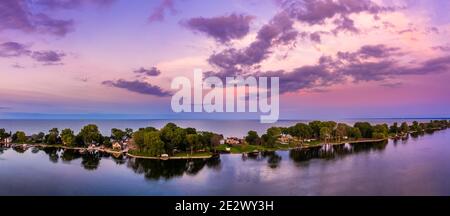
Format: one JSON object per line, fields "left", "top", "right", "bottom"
{"left": 1, "top": 120, "right": 449, "bottom": 160}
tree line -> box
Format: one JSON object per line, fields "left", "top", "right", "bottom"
{"left": 0, "top": 123, "right": 223, "bottom": 157}
{"left": 1, "top": 120, "right": 449, "bottom": 155}
{"left": 244, "top": 120, "right": 450, "bottom": 147}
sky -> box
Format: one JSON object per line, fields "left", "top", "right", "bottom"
{"left": 0, "top": 0, "right": 449, "bottom": 120}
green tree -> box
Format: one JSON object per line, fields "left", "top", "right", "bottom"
{"left": 124, "top": 128, "right": 133, "bottom": 138}
{"left": 245, "top": 130, "right": 261, "bottom": 145}
{"left": 78, "top": 124, "right": 102, "bottom": 146}
{"left": 111, "top": 128, "right": 126, "bottom": 141}
{"left": 160, "top": 123, "right": 186, "bottom": 153}
{"left": 410, "top": 121, "right": 421, "bottom": 132}
{"left": 186, "top": 134, "right": 200, "bottom": 154}
{"left": 349, "top": 127, "right": 362, "bottom": 139}
{"left": 262, "top": 127, "right": 281, "bottom": 148}
{"left": 12, "top": 131, "right": 27, "bottom": 143}
{"left": 61, "top": 128, "right": 75, "bottom": 146}
{"left": 103, "top": 136, "right": 112, "bottom": 148}
{"left": 289, "top": 123, "right": 313, "bottom": 140}
{"left": 354, "top": 122, "right": 373, "bottom": 138}
{"left": 46, "top": 128, "right": 59, "bottom": 145}
{"left": 335, "top": 123, "right": 350, "bottom": 142}
{"left": 145, "top": 131, "right": 165, "bottom": 156}
{"left": 373, "top": 124, "right": 389, "bottom": 139}
{"left": 210, "top": 134, "right": 222, "bottom": 151}
{"left": 400, "top": 122, "right": 409, "bottom": 134}
{"left": 389, "top": 122, "right": 399, "bottom": 134}
{"left": 308, "top": 121, "right": 323, "bottom": 139}
{"left": 320, "top": 127, "right": 332, "bottom": 143}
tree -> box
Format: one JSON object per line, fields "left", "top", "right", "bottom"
{"left": 12, "top": 131, "right": 27, "bottom": 143}
{"left": 111, "top": 128, "right": 126, "bottom": 141}
{"left": 185, "top": 127, "right": 197, "bottom": 135}
{"left": 145, "top": 131, "right": 165, "bottom": 156}
{"left": 354, "top": 122, "right": 373, "bottom": 138}
{"left": 308, "top": 121, "right": 323, "bottom": 139}
{"left": 372, "top": 124, "right": 389, "bottom": 139}
{"left": 46, "top": 128, "right": 59, "bottom": 145}
{"left": 335, "top": 123, "right": 349, "bottom": 142}
{"left": 160, "top": 123, "right": 186, "bottom": 153}
{"left": 262, "top": 127, "right": 281, "bottom": 148}
{"left": 320, "top": 127, "right": 332, "bottom": 143}
{"left": 78, "top": 124, "right": 102, "bottom": 146}
{"left": 400, "top": 122, "right": 409, "bottom": 134}
{"left": 103, "top": 136, "right": 112, "bottom": 148}
{"left": 410, "top": 121, "right": 421, "bottom": 133}
{"left": 245, "top": 130, "right": 260, "bottom": 145}
{"left": 289, "top": 123, "right": 313, "bottom": 140}
{"left": 186, "top": 134, "right": 200, "bottom": 154}
{"left": 30, "top": 133, "right": 44, "bottom": 143}
{"left": 125, "top": 128, "right": 133, "bottom": 139}
{"left": 349, "top": 127, "right": 362, "bottom": 139}
{"left": 61, "top": 128, "right": 75, "bottom": 146}
{"left": 210, "top": 134, "right": 222, "bottom": 151}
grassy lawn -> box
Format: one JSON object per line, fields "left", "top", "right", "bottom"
{"left": 173, "top": 151, "right": 212, "bottom": 157}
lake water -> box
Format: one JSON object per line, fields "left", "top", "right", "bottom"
{"left": 1, "top": 124, "right": 449, "bottom": 195}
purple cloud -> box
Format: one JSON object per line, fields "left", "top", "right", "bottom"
{"left": 247, "top": 44, "right": 450, "bottom": 94}
{"left": 0, "top": 41, "right": 66, "bottom": 65}
{"left": 309, "top": 32, "right": 322, "bottom": 43}
{"left": 31, "top": 51, "right": 66, "bottom": 64}
{"left": 134, "top": 67, "right": 162, "bottom": 76}
{"left": 0, "top": 0, "right": 73, "bottom": 36}
{"left": 207, "top": 12, "right": 298, "bottom": 77}
{"left": 277, "top": 0, "right": 393, "bottom": 24}
{"left": 149, "top": 0, "right": 177, "bottom": 23}
{"left": 274, "top": 0, "right": 394, "bottom": 35}
{"left": 102, "top": 79, "right": 172, "bottom": 97}
{"left": 0, "top": 0, "right": 115, "bottom": 37}
{"left": 337, "top": 44, "right": 401, "bottom": 61}
{"left": 432, "top": 45, "right": 450, "bottom": 52}
{"left": 0, "top": 42, "right": 31, "bottom": 57}
{"left": 32, "top": 13, "right": 75, "bottom": 36}
{"left": 182, "top": 14, "right": 254, "bottom": 43}
{"left": 34, "top": 0, "right": 116, "bottom": 9}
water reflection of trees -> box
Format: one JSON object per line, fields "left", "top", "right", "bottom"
{"left": 126, "top": 157, "right": 221, "bottom": 180}
{"left": 289, "top": 140, "right": 388, "bottom": 164}
{"left": 241, "top": 151, "right": 282, "bottom": 169}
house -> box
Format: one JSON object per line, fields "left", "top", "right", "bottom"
{"left": 219, "top": 139, "right": 225, "bottom": 145}
{"left": 226, "top": 137, "right": 243, "bottom": 145}
{"left": 1, "top": 137, "right": 12, "bottom": 144}
{"left": 304, "top": 138, "right": 317, "bottom": 142}
{"left": 112, "top": 142, "right": 122, "bottom": 151}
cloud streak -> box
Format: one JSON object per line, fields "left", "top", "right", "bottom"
{"left": 182, "top": 14, "right": 254, "bottom": 43}
{"left": 0, "top": 0, "right": 115, "bottom": 37}
{"left": 134, "top": 67, "right": 162, "bottom": 77}
{"left": 0, "top": 41, "right": 66, "bottom": 65}
{"left": 148, "top": 0, "right": 177, "bottom": 23}
{"left": 102, "top": 79, "right": 172, "bottom": 97}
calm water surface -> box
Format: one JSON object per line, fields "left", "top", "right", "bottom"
{"left": 1, "top": 128, "right": 449, "bottom": 195}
